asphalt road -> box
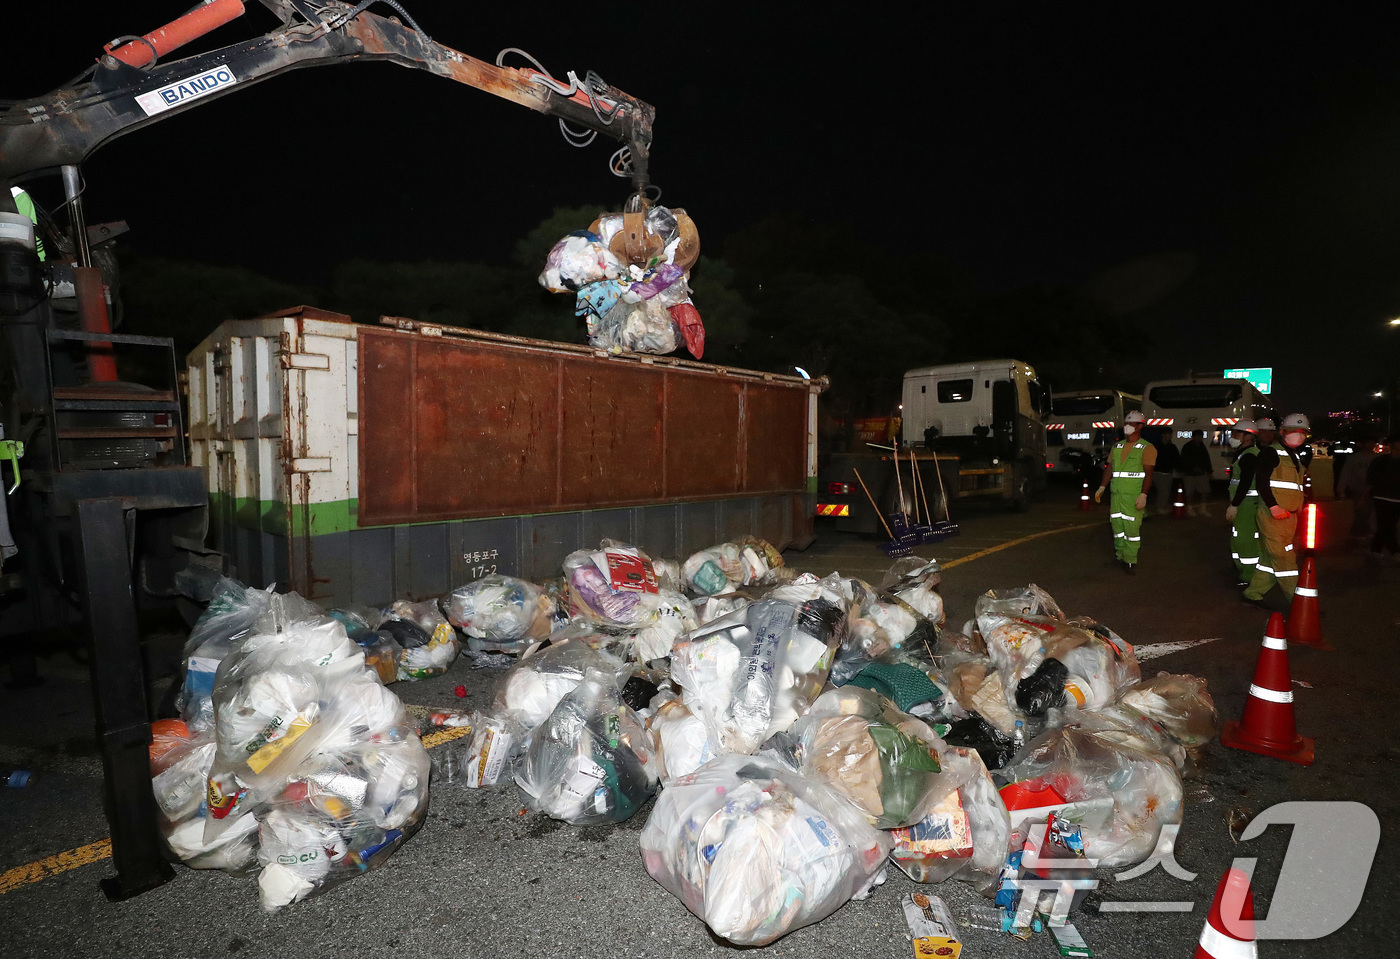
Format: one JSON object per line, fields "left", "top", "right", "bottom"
{"left": 1, "top": 479, "right": 1394, "bottom": 958}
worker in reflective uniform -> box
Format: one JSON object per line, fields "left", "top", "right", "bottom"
{"left": 1224, "top": 419, "right": 1261, "bottom": 585}
{"left": 8, "top": 185, "right": 45, "bottom": 260}
{"left": 1243, "top": 414, "right": 1309, "bottom": 604}
{"left": 1095, "top": 410, "right": 1156, "bottom": 573}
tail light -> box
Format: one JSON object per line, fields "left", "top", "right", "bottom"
{"left": 1045, "top": 462, "right": 1055, "bottom": 470}
{"left": 827, "top": 482, "right": 853, "bottom": 495}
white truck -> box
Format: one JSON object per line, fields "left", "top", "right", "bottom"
{"left": 817, "top": 359, "right": 1051, "bottom": 532}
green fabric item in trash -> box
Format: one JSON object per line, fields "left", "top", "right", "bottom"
{"left": 847, "top": 662, "right": 942, "bottom": 712}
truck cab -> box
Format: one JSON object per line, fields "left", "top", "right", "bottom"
{"left": 902, "top": 359, "right": 1051, "bottom": 507}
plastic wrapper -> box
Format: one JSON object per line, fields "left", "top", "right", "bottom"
{"left": 671, "top": 581, "right": 848, "bottom": 755}
{"left": 575, "top": 278, "right": 624, "bottom": 325}
{"left": 563, "top": 543, "right": 662, "bottom": 628}
{"left": 792, "top": 687, "right": 955, "bottom": 828}
{"left": 382, "top": 599, "right": 459, "bottom": 680}
{"left": 538, "top": 230, "right": 621, "bottom": 293}
{"left": 180, "top": 591, "right": 430, "bottom": 910}
{"left": 1119, "top": 672, "right": 1219, "bottom": 754}
{"left": 515, "top": 668, "right": 659, "bottom": 824}
{"left": 1000, "top": 708, "right": 1184, "bottom": 868}
{"left": 444, "top": 575, "right": 553, "bottom": 654}
{"left": 681, "top": 538, "right": 785, "bottom": 595}
{"left": 640, "top": 754, "right": 891, "bottom": 947}
{"left": 669, "top": 301, "right": 705, "bottom": 359}
{"left": 179, "top": 578, "right": 275, "bottom": 732}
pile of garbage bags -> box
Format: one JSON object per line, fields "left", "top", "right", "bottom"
{"left": 161, "top": 541, "right": 1218, "bottom": 942}
{"left": 156, "top": 586, "right": 430, "bottom": 911}
{"left": 538, "top": 204, "right": 706, "bottom": 357}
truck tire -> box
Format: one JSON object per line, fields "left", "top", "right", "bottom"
{"left": 1010, "top": 462, "right": 1033, "bottom": 513}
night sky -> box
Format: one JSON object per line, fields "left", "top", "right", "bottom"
{"left": 5, "top": 2, "right": 1400, "bottom": 420}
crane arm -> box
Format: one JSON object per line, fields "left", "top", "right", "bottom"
{"left": 0, "top": 0, "right": 654, "bottom": 193}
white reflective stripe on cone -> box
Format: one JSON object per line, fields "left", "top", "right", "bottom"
{"left": 1296, "top": 587, "right": 1318, "bottom": 597}
{"left": 1198, "top": 923, "right": 1258, "bottom": 959}
{"left": 1249, "top": 683, "right": 1293, "bottom": 703}
{"left": 1262, "top": 636, "right": 1288, "bottom": 651}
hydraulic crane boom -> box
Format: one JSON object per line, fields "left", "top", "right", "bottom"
{"left": 0, "top": 0, "right": 655, "bottom": 196}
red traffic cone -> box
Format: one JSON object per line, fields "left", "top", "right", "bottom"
{"left": 1079, "top": 480, "right": 1094, "bottom": 511}
{"left": 1193, "top": 867, "right": 1256, "bottom": 959}
{"left": 1285, "top": 556, "right": 1331, "bottom": 651}
{"left": 1221, "top": 612, "right": 1314, "bottom": 765}
{"left": 1172, "top": 478, "right": 1187, "bottom": 518}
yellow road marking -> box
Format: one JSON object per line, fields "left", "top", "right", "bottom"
{"left": 940, "top": 521, "right": 1099, "bottom": 569}
{"left": 420, "top": 724, "right": 472, "bottom": 750}
{"left": 0, "top": 839, "right": 113, "bottom": 896}
{"left": 0, "top": 722, "right": 473, "bottom": 896}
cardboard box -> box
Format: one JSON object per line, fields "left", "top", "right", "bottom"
{"left": 900, "top": 893, "right": 962, "bottom": 959}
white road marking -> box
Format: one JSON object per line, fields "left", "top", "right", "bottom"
{"left": 1133, "top": 638, "right": 1223, "bottom": 661}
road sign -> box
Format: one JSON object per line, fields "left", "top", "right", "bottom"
{"left": 1224, "top": 367, "right": 1272, "bottom": 394}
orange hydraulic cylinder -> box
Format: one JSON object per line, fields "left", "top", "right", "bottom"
{"left": 106, "top": 0, "right": 246, "bottom": 67}
{"left": 74, "top": 267, "right": 119, "bottom": 383}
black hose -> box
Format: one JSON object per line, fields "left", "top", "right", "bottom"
{"left": 337, "top": 0, "right": 429, "bottom": 40}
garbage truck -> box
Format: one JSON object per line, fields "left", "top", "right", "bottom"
{"left": 816, "top": 359, "right": 1051, "bottom": 533}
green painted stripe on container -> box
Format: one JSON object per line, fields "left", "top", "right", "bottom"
{"left": 807, "top": 476, "right": 818, "bottom": 493}
{"left": 209, "top": 492, "right": 358, "bottom": 537}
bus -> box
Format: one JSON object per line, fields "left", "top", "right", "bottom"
{"left": 1045, "top": 390, "right": 1142, "bottom": 475}
{"left": 1139, "top": 377, "right": 1274, "bottom": 481}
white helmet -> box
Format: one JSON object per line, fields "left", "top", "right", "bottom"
{"left": 1124, "top": 411, "right": 1145, "bottom": 425}
{"left": 1232, "top": 419, "right": 1257, "bottom": 434}
{"left": 1254, "top": 416, "right": 1277, "bottom": 431}
{"left": 1281, "top": 412, "right": 1310, "bottom": 432}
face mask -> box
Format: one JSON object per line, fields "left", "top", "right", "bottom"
{"left": 1283, "top": 433, "right": 1306, "bottom": 448}
{"left": 1123, "top": 425, "right": 1137, "bottom": 436}
{"left": 1228, "top": 436, "right": 1242, "bottom": 448}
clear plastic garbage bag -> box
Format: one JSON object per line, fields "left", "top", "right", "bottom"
{"left": 444, "top": 574, "right": 553, "bottom": 654}
{"left": 181, "top": 591, "right": 429, "bottom": 910}
{"left": 640, "top": 753, "right": 891, "bottom": 946}
{"left": 514, "top": 667, "right": 659, "bottom": 824}
{"left": 670, "top": 582, "right": 848, "bottom": 755}
{"left": 792, "top": 687, "right": 956, "bottom": 829}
